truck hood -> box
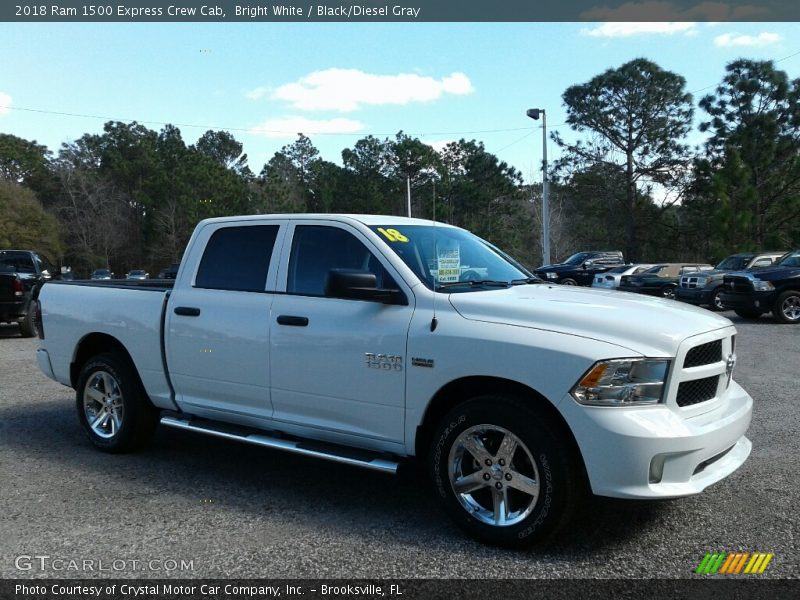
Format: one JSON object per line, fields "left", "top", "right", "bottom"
{"left": 732, "top": 266, "right": 800, "bottom": 281}
{"left": 535, "top": 263, "right": 575, "bottom": 273}
{"left": 448, "top": 284, "right": 732, "bottom": 357}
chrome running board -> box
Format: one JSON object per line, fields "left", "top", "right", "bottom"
{"left": 160, "top": 416, "right": 400, "bottom": 474}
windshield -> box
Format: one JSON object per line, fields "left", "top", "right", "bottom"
{"left": 94, "top": 269, "right": 110, "bottom": 276}
{"left": 716, "top": 256, "right": 749, "bottom": 270}
{"left": 370, "top": 225, "right": 532, "bottom": 292}
{"left": 643, "top": 265, "right": 668, "bottom": 275}
{"left": 607, "top": 264, "right": 632, "bottom": 274}
{"left": 777, "top": 251, "right": 800, "bottom": 268}
{"left": 562, "top": 252, "right": 591, "bottom": 266}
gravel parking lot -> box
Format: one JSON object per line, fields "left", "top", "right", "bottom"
{"left": 1, "top": 313, "right": 798, "bottom": 579}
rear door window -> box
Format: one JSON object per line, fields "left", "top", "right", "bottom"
{"left": 195, "top": 225, "right": 279, "bottom": 292}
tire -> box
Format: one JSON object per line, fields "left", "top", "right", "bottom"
{"left": 709, "top": 287, "right": 726, "bottom": 311}
{"left": 734, "top": 308, "right": 763, "bottom": 320}
{"left": 560, "top": 278, "right": 578, "bottom": 286}
{"left": 428, "top": 395, "right": 585, "bottom": 548}
{"left": 75, "top": 352, "right": 157, "bottom": 453}
{"left": 17, "top": 311, "right": 37, "bottom": 338}
{"left": 772, "top": 290, "right": 800, "bottom": 324}
{"left": 661, "top": 285, "right": 676, "bottom": 299}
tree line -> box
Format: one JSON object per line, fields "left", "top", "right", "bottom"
{"left": 1, "top": 58, "right": 798, "bottom": 276}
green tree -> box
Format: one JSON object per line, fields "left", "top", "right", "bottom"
{"left": 693, "top": 59, "right": 800, "bottom": 251}
{"left": 0, "top": 180, "right": 62, "bottom": 260}
{"left": 0, "top": 134, "right": 54, "bottom": 196}
{"left": 557, "top": 58, "right": 694, "bottom": 260}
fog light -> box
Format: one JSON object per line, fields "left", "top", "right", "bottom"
{"left": 649, "top": 455, "right": 666, "bottom": 484}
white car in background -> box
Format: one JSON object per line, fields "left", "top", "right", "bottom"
{"left": 592, "top": 264, "right": 654, "bottom": 290}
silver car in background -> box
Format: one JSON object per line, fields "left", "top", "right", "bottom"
{"left": 592, "top": 264, "right": 654, "bottom": 290}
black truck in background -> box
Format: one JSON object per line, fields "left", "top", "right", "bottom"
{"left": 0, "top": 250, "right": 59, "bottom": 337}
{"left": 720, "top": 250, "right": 800, "bottom": 324}
{"left": 534, "top": 251, "right": 625, "bottom": 286}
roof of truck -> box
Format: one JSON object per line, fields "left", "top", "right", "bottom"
{"left": 198, "top": 214, "right": 458, "bottom": 228}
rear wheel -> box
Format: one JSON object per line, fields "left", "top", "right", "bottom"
{"left": 773, "top": 290, "right": 800, "bottom": 324}
{"left": 18, "top": 311, "right": 37, "bottom": 338}
{"left": 661, "top": 285, "right": 676, "bottom": 299}
{"left": 429, "top": 395, "right": 584, "bottom": 548}
{"left": 75, "top": 352, "right": 157, "bottom": 453}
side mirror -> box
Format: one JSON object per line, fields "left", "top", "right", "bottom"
{"left": 324, "top": 269, "right": 407, "bottom": 305}
{"left": 583, "top": 260, "right": 595, "bottom": 268}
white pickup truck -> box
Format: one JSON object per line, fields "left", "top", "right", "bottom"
{"left": 34, "top": 214, "right": 753, "bottom": 547}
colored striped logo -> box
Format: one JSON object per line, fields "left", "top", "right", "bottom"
{"left": 696, "top": 552, "right": 774, "bottom": 574}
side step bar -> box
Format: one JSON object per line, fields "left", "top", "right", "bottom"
{"left": 160, "top": 416, "right": 400, "bottom": 475}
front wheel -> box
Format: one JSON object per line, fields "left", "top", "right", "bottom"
{"left": 429, "top": 396, "right": 584, "bottom": 548}
{"left": 773, "top": 290, "right": 800, "bottom": 324}
{"left": 75, "top": 352, "right": 157, "bottom": 453}
{"left": 709, "top": 287, "right": 725, "bottom": 311}
{"left": 560, "top": 278, "right": 578, "bottom": 286}
{"left": 734, "top": 308, "right": 763, "bottom": 320}
{"left": 661, "top": 285, "right": 676, "bottom": 299}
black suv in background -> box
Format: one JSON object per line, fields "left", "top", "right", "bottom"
{"left": 535, "top": 251, "right": 625, "bottom": 286}
{"left": 675, "top": 251, "right": 785, "bottom": 311}
{"left": 720, "top": 250, "right": 800, "bottom": 324}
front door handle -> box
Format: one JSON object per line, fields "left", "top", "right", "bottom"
{"left": 277, "top": 315, "right": 309, "bottom": 327}
{"left": 174, "top": 306, "right": 201, "bottom": 317}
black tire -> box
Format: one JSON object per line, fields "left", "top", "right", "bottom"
{"left": 560, "top": 278, "right": 578, "bottom": 286}
{"left": 734, "top": 308, "right": 763, "bottom": 320}
{"left": 772, "top": 290, "right": 800, "bottom": 324}
{"left": 429, "top": 395, "right": 585, "bottom": 548}
{"left": 18, "top": 311, "right": 37, "bottom": 338}
{"left": 709, "top": 287, "right": 725, "bottom": 312}
{"left": 661, "top": 285, "right": 676, "bottom": 299}
{"left": 75, "top": 352, "right": 157, "bottom": 453}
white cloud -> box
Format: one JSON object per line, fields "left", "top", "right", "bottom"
{"left": 248, "top": 116, "right": 364, "bottom": 139}
{"left": 244, "top": 86, "right": 270, "bottom": 100}
{"left": 0, "top": 91, "right": 11, "bottom": 115}
{"left": 270, "top": 69, "right": 474, "bottom": 112}
{"left": 423, "top": 140, "right": 456, "bottom": 153}
{"left": 714, "top": 32, "right": 783, "bottom": 47}
{"left": 581, "top": 22, "right": 698, "bottom": 38}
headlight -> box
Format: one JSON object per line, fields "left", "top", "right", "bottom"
{"left": 695, "top": 276, "right": 708, "bottom": 286}
{"left": 752, "top": 280, "right": 774, "bottom": 291}
{"left": 571, "top": 358, "right": 670, "bottom": 406}
{"left": 545, "top": 272, "right": 559, "bottom": 280}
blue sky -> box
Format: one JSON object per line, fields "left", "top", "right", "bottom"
{"left": 1, "top": 21, "right": 799, "bottom": 185}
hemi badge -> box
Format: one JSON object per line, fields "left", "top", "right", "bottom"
{"left": 411, "top": 357, "right": 434, "bottom": 368}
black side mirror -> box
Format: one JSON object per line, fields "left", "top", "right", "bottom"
{"left": 583, "top": 260, "right": 595, "bottom": 269}
{"left": 324, "top": 269, "right": 407, "bottom": 305}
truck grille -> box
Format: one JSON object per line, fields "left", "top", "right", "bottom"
{"left": 684, "top": 340, "right": 722, "bottom": 368}
{"left": 680, "top": 275, "right": 698, "bottom": 289}
{"left": 723, "top": 275, "right": 752, "bottom": 294}
{"left": 677, "top": 376, "right": 719, "bottom": 407}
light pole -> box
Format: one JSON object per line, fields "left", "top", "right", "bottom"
{"left": 526, "top": 108, "right": 550, "bottom": 266}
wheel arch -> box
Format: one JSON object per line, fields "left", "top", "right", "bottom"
{"left": 415, "top": 376, "right": 586, "bottom": 476}
{"left": 70, "top": 332, "right": 138, "bottom": 389}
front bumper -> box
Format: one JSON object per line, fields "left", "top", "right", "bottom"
{"left": 557, "top": 380, "right": 752, "bottom": 499}
{"left": 720, "top": 291, "right": 774, "bottom": 312}
{"left": 675, "top": 287, "right": 712, "bottom": 305}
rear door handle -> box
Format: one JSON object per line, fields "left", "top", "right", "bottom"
{"left": 174, "top": 306, "right": 201, "bottom": 317}
{"left": 277, "top": 315, "right": 309, "bottom": 327}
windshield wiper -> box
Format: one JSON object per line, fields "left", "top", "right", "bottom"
{"left": 436, "top": 279, "right": 513, "bottom": 290}
{"left": 510, "top": 277, "right": 543, "bottom": 285}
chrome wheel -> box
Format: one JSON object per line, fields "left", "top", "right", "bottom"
{"left": 662, "top": 286, "right": 676, "bottom": 299}
{"left": 448, "top": 424, "right": 540, "bottom": 527}
{"left": 782, "top": 295, "right": 800, "bottom": 322}
{"left": 83, "top": 371, "right": 124, "bottom": 439}
{"left": 712, "top": 289, "right": 725, "bottom": 311}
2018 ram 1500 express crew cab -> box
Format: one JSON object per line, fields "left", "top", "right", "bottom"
{"left": 34, "top": 214, "right": 753, "bottom": 547}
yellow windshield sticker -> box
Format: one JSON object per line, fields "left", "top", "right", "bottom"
{"left": 378, "top": 228, "right": 409, "bottom": 243}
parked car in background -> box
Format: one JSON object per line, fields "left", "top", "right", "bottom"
{"left": 592, "top": 264, "right": 654, "bottom": 290}
{"left": 535, "top": 251, "right": 625, "bottom": 286}
{"left": 125, "top": 270, "right": 149, "bottom": 280}
{"left": 619, "top": 263, "right": 713, "bottom": 299}
{"left": 157, "top": 263, "right": 180, "bottom": 279}
{"left": 720, "top": 250, "right": 800, "bottom": 324}
{"left": 676, "top": 252, "right": 785, "bottom": 311}
{"left": 0, "top": 250, "right": 58, "bottom": 337}
{"left": 90, "top": 269, "right": 113, "bottom": 280}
